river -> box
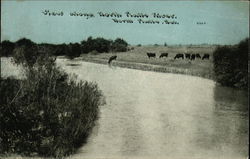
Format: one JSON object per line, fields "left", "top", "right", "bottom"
{"left": 1, "top": 57, "right": 249, "bottom": 159}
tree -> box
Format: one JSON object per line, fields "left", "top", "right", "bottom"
{"left": 54, "top": 44, "right": 68, "bottom": 56}
{"left": 66, "top": 43, "right": 81, "bottom": 59}
{"left": 213, "top": 38, "right": 248, "bottom": 89}
{"left": 15, "top": 38, "right": 35, "bottom": 47}
{"left": 111, "top": 38, "right": 128, "bottom": 52}
{"left": 0, "top": 40, "right": 15, "bottom": 56}
{"left": 114, "top": 38, "right": 128, "bottom": 46}
{"left": 12, "top": 38, "right": 39, "bottom": 67}
{"left": 94, "top": 38, "right": 112, "bottom": 53}
{"left": 13, "top": 45, "right": 39, "bottom": 67}
{"left": 81, "top": 37, "right": 112, "bottom": 53}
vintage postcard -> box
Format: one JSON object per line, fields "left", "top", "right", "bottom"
{"left": 0, "top": 1, "right": 249, "bottom": 159}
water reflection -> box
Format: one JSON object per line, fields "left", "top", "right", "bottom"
{"left": 211, "top": 85, "right": 249, "bottom": 157}
{"left": 213, "top": 85, "right": 248, "bottom": 112}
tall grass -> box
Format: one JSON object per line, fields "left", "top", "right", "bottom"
{"left": 0, "top": 54, "right": 105, "bottom": 157}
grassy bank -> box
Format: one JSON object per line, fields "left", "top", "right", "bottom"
{"left": 0, "top": 55, "right": 105, "bottom": 158}
{"left": 78, "top": 45, "right": 216, "bottom": 79}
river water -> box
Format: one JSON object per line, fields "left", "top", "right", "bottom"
{"left": 1, "top": 57, "right": 249, "bottom": 159}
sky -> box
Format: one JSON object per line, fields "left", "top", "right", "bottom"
{"left": 1, "top": 1, "right": 249, "bottom": 45}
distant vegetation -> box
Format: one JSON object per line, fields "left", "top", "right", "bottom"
{"left": 0, "top": 48, "right": 105, "bottom": 157}
{"left": 0, "top": 37, "right": 129, "bottom": 59}
{"left": 1, "top": 37, "right": 248, "bottom": 90}
{"left": 213, "top": 38, "right": 248, "bottom": 89}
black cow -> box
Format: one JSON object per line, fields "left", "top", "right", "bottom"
{"left": 202, "top": 54, "right": 210, "bottom": 60}
{"left": 108, "top": 55, "right": 117, "bottom": 64}
{"left": 185, "top": 53, "right": 191, "bottom": 59}
{"left": 147, "top": 53, "right": 156, "bottom": 58}
{"left": 196, "top": 54, "right": 201, "bottom": 59}
{"left": 191, "top": 54, "right": 196, "bottom": 60}
{"left": 174, "top": 54, "right": 184, "bottom": 59}
{"left": 159, "top": 53, "right": 168, "bottom": 58}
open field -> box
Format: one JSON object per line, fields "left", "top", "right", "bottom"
{"left": 79, "top": 45, "right": 216, "bottom": 79}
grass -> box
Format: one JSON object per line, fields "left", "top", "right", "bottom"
{"left": 79, "top": 45, "right": 216, "bottom": 79}
{"left": 0, "top": 55, "right": 105, "bottom": 158}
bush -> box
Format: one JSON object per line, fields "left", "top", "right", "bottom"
{"left": 15, "top": 38, "right": 35, "bottom": 47}
{"left": 0, "top": 55, "right": 104, "bottom": 157}
{"left": 66, "top": 43, "right": 81, "bottom": 59}
{"left": 81, "top": 37, "right": 128, "bottom": 53}
{"left": 38, "top": 43, "right": 57, "bottom": 56}
{"left": 0, "top": 40, "right": 15, "bottom": 57}
{"left": 213, "top": 38, "right": 248, "bottom": 89}
{"left": 111, "top": 38, "right": 128, "bottom": 52}
{"left": 81, "top": 37, "right": 112, "bottom": 53}
{"left": 54, "top": 44, "right": 69, "bottom": 56}
{"left": 13, "top": 44, "right": 39, "bottom": 67}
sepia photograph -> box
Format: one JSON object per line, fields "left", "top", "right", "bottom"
{"left": 0, "top": 0, "right": 249, "bottom": 159}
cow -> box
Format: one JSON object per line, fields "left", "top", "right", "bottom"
{"left": 147, "top": 53, "right": 156, "bottom": 58}
{"left": 174, "top": 53, "right": 184, "bottom": 59}
{"left": 202, "top": 54, "right": 210, "bottom": 60}
{"left": 185, "top": 53, "right": 191, "bottom": 59}
{"left": 159, "top": 53, "right": 168, "bottom": 58}
{"left": 196, "top": 54, "right": 201, "bottom": 59}
{"left": 108, "top": 55, "right": 117, "bottom": 64}
{"left": 191, "top": 54, "right": 196, "bottom": 60}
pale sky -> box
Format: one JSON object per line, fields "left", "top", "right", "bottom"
{"left": 1, "top": 1, "right": 249, "bottom": 45}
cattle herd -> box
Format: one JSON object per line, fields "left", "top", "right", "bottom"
{"left": 108, "top": 52, "right": 210, "bottom": 64}
{"left": 147, "top": 52, "right": 210, "bottom": 60}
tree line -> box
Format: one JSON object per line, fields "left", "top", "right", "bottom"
{"left": 213, "top": 38, "right": 248, "bottom": 89}
{"left": 0, "top": 37, "right": 128, "bottom": 59}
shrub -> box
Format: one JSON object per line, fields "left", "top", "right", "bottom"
{"left": 0, "top": 40, "right": 15, "bottom": 57}
{"left": 38, "top": 43, "right": 57, "bottom": 56}
{"left": 111, "top": 38, "right": 128, "bottom": 52}
{"left": 15, "top": 38, "right": 35, "bottom": 47}
{"left": 0, "top": 55, "right": 105, "bottom": 157}
{"left": 81, "top": 37, "right": 128, "bottom": 53}
{"left": 12, "top": 44, "right": 39, "bottom": 67}
{"left": 81, "top": 37, "right": 112, "bottom": 53}
{"left": 66, "top": 43, "right": 82, "bottom": 59}
{"left": 213, "top": 38, "right": 248, "bottom": 89}
{"left": 54, "top": 44, "right": 69, "bottom": 56}
{"left": 94, "top": 38, "right": 112, "bottom": 53}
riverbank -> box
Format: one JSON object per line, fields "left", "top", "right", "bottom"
{"left": 0, "top": 57, "right": 104, "bottom": 158}
{"left": 76, "top": 45, "right": 215, "bottom": 80}
{"left": 77, "top": 56, "right": 214, "bottom": 80}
